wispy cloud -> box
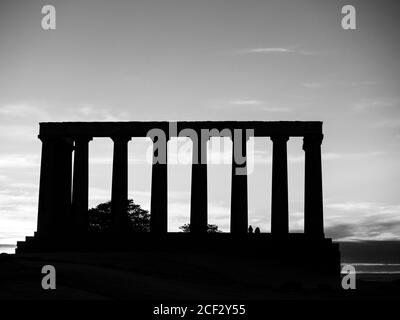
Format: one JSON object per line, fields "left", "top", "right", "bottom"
{"left": 77, "top": 103, "right": 129, "bottom": 121}
{"left": 326, "top": 202, "right": 377, "bottom": 212}
{"left": 0, "top": 188, "right": 38, "bottom": 243}
{"left": 262, "top": 106, "right": 292, "bottom": 112}
{"left": 167, "top": 201, "right": 231, "bottom": 232}
{"left": 238, "top": 46, "right": 319, "bottom": 56}
{"left": 354, "top": 98, "right": 399, "bottom": 111}
{"left": 0, "top": 154, "right": 40, "bottom": 168}
{"left": 246, "top": 47, "right": 292, "bottom": 54}
{"left": 302, "top": 80, "right": 379, "bottom": 90}
{"left": 325, "top": 202, "right": 400, "bottom": 241}
{"left": 229, "top": 100, "right": 263, "bottom": 106}
{"left": 322, "top": 151, "right": 384, "bottom": 161}
{"left": 210, "top": 99, "right": 292, "bottom": 113}
{"left": 374, "top": 118, "right": 400, "bottom": 128}
{"left": 0, "top": 103, "right": 49, "bottom": 119}
{"left": 0, "top": 101, "right": 129, "bottom": 123}
{"left": 230, "top": 100, "right": 292, "bottom": 112}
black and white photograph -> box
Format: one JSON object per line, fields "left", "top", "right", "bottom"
{"left": 0, "top": 0, "right": 399, "bottom": 314}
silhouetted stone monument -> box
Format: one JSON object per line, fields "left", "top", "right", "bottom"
{"left": 17, "top": 121, "right": 340, "bottom": 287}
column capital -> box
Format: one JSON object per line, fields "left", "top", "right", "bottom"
{"left": 228, "top": 135, "right": 251, "bottom": 143}
{"left": 38, "top": 134, "right": 51, "bottom": 142}
{"left": 149, "top": 135, "right": 170, "bottom": 143}
{"left": 270, "top": 135, "right": 289, "bottom": 143}
{"left": 303, "top": 134, "right": 323, "bottom": 150}
{"left": 111, "top": 135, "right": 132, "bottom": 143}
{"left": 180, "top": 128, "right": 237, "bottom": 144}
{"left": 73, "top": 135, "right": 93, "bottom": 143}
{"left": 187, "top": 129, "right": 212, "bottom": 142}
{"left": 38, "top": 134, "right": 73, "bottom": 144}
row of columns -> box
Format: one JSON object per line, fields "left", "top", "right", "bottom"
{"left": 36, "top": 134, "right": 324, "bottom": 238}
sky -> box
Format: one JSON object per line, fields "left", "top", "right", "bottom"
{"left": 0, "top": 0, "right": 400, "bottom": 247}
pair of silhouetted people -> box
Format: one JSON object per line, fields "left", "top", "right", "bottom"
{"left": 248, "top": 225, "right": 260, "bottom": 234}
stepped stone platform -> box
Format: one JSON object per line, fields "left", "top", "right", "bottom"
{"left": 17, "top": 233, "right": 340, "bottom": 289}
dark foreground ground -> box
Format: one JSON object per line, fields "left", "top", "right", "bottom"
{"left": 0, "top": 251, "right": 399, "bottom": 300}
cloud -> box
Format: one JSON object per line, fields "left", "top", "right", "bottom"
{"left": 0, "top": 189, "right": 38, "bottom": 243}
{"left": 322, "top": 151, "right": 383, "bottom": 161}
{"left": 238, "top": 47, "right": 319, "bottom": 56}
{"left": 302, "top": 80, "right": 379, "bottom": 90}
{"left": 354, "top": 98, "right": 399, "bottom": 111}
{"left": 77, "top": 103, "right": 129, "bottom": 121}
{"left": 210, "top": 99, "right": 292, "bottom": 113}
{"left": 0, "top": 103, "right": 49, "bottom": 119}
{"left": 0, "top": 219, "right": 36, "bottom": 243}
{"left": 262, "top": 106, "right": 292, "bottom": 112}
{"left": 0, "top": 125, "right": 39, "bottom": 142}
{"left": 167, "top": 200, "right": 231, "bottom": 232}
{"left": 5, "top": 182, "right": 38, "bottom": 190}
{"left": 374, "top": 118, "right": 400, "bottom": 129}
{"left": 326, "top": 202, "right": 376, "bottom": 211}
{"left": 229, "top": 100, "right": 263, "bottom": 106}
{"left": 246, "top": 47, "right": 292, "bottom": 54}
{"left": 325, "top": 224, "right": 355, "bottom": 239}
{"left": 0, "top": 101, "right": 129, "bottom": 123}
{"left": 0, "top": 154, "right": 40, "bottom": 168}
{"left": 325, "top": 201, "right": 400, "bottom": 241}
{"left": 168, "top": 191, "right": 191, "bottom": 201}
{"left": 88, "top": 187, "right": 152, "bottom": 210}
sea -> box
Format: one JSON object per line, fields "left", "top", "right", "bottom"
{"left": 341, "top": 263, "right": 400, "bottom": 276}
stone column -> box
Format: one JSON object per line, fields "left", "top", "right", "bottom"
{"left": 71, "top": 136, "right": 92, "bottom": 234}
{"left": 303, "top": 134, "right": 324, "bottom": 237}
{"left": 190, "top": 133, "right": 208, "bottom": 234}
{"left": 37, "top": 135, "right": 73, "bottom": 237}
{"left": 111, "top": 136, "right": 132, "bottom": 234}
{"left": 271, "top": 135, "right": 289, "bottom": 235}
{"left": 230, "top": 133, "right": 248, "bottom": 234}
{"left": 150, "top": 136, "right": 168, "bottom": 233}
{"left": 37, "top": 136, "right": 56, "bottom": 237}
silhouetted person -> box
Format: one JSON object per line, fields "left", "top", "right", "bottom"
{"left": 255, "top": 227, "right": 260, "bottom": 234}
{"left": 248, "top": 225, "right": 253, "bottom": 233}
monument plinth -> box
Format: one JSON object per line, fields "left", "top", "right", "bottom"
{"left": 17, "top": 121, "right": 340, "bottom": 288}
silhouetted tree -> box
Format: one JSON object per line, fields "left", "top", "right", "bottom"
{"left": 179, "top": 223, "right": 222, "bottom": 233}
{"left": 88, "top": 199, "right": 150, "bottom": 232}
